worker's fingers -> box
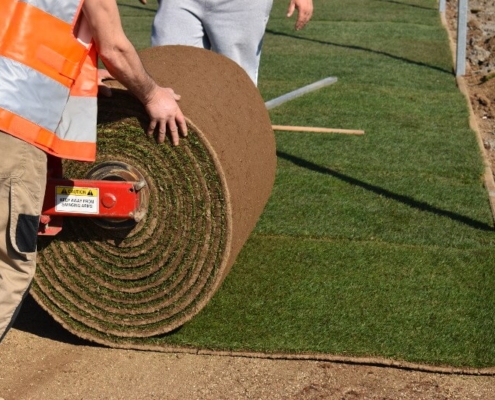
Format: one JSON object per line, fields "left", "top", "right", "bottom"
{"left": 139, "top": 0, "right": 147, "bottom": 5}
{"left": 175, "top": 108, "right": 188, "bottom": 139}
{"left": 167, "top": 119, "right": 180, "bottom": 146}
{"left": 166, "top": 108, "right": 189, "bottom": 146}
{"left": 166, "top": 89, "right": 186, "bottom": 136}
{"left": 295, "top": 12, "right": 311, "bottom": 30}
{"left": 286, "top": 1, "right": 296, "bottom": 18}
{"left": 147, "top": 120, "right": 157, "bottom": 139}
{"left": 147, "top": 118, "right": 186, "bottom": 146}
{"left": 156, "top": 119, "right": 167, "bottom": 144}
{"left": 144, "top": 86, "right": 187, "bottom": 146}
{"left": 286, "top": 0, "right": 313, "bottom": 31}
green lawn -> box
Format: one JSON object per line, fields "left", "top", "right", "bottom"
{"left": 116, "top": 0, "right": 495, "bottom": 368}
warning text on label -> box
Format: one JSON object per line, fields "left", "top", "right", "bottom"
{"left": 55, "top": 186, "right": 99, "bottom": 214}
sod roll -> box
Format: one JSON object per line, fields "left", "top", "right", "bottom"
{"left": 31, "top": 46, "right": 276, "bottom": 347}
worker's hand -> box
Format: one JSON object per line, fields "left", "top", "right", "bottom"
{"left": 286, "top": 0, "right": 313, "bottom": 31}
{"left": 144, "top": 87, "right": 188, "bottom": 146}
{"left": 97, "top": 69, "right": 113, "bottom": 97}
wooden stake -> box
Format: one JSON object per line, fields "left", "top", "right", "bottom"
{"left": 272, "top": 125, "right": 365, "bottom": 135}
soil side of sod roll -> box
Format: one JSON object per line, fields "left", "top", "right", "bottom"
{"left": 138, "top": 45, "right": 277, "bottom": 265}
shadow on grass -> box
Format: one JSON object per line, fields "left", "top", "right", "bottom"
{"left": 12, "top": 294, "right": 100, "bottom": 347}
{"left": 13, "top": 292, "right": 182, "bottom": 346}
{"left": 265, "top": 29, "right": 451, "bottom": 75}
{"left": 277, "top": 150, "right": 494, "bottom": 232}
{"left": 377, "top": 0, "right": 438, "bottom": 11}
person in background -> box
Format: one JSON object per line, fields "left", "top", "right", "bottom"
{"left": 139, "top": 0, "right": 314, "bottom": 85}
{"left": 0, "top": 0, "right": 187, "bottom": 342}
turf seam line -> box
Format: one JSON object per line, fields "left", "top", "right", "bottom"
{"left": 250, "top": 233, "right": 485, "bottom": 252}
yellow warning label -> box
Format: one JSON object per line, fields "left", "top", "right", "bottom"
{"left": 56, "top": 186, "right": 99, "bottom": 196}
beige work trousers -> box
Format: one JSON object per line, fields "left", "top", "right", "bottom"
{"left": 0, "top": 132, "right": 47, "bottom": 342}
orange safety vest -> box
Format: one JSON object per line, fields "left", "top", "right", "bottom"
{"left": 0, "top": 0, "right": 98, "bottom": 162}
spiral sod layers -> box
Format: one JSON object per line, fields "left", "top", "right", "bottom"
{"left": 32, "top": 117, "right": 231, "bottom": 343}
{"left": 32, "top": 46, "right": 276, "bottom": 347}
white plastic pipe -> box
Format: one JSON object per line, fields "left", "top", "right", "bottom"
{"left": 456, "top": 0, "right": 468, "bottom": 76}
{"left": 439, "top": 0, "right": 446, "bottom": 13}
{"left": 265, "top": 77, "right": 338, "bottom": 110}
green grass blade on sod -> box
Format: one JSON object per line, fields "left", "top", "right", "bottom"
{"left": 115, "top": 0, "right": 495, "bottom": 368}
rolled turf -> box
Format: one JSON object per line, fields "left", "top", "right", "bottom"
{"left": 31, "top": 46, "right": 276, "bottom": 346}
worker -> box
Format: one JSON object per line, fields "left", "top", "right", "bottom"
{"left": 139, "top": 0, "right": 314, "bottom": 85}
{"left": 0, "top": 0, "right": 187, "bottom": 342}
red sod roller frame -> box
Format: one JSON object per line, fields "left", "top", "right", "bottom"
{"left": 38, "top": 156, "right": 149, "bottom": 236}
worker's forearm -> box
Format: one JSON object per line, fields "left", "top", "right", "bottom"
{"left": 82, "top": 0, "right": 187, "bottom": 146}
{"left": 82, "top": 0, "right": 157, "bottom": 104}
{"left": 97, "top": 39, "right": 157, "bottom": 104}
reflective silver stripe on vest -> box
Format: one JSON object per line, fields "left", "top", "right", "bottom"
{"left": 56, "top": 96, "right": 97, "bottom": 142}
{"left": 19, "top": 0, "right": 80, "bottom": 24}
{"left": 0, "top": 56, "right": 68, "bottom": 132}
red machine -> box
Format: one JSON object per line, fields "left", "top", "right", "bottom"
{"left": 38, "top": 155, "right": 149, "bottom": 236}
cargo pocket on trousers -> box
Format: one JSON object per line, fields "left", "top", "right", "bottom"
{"left": 9, "top": 179, "right": 41, "bottom": 262}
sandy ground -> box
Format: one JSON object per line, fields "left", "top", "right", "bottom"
{"left": 1, "top": 327, "right": 495, "bottom": 400}
{"left": 2, "top": 3, "right": 495, "bottom": 400}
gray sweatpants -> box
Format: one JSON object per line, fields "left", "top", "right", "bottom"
{"left": 151, "top": 0, "right": 274, "bottom": 85}
{"left": 0, "top": 132, "right": 47, "bottom": 342}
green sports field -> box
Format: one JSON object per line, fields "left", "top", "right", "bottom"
{"left": 117, "top": 0, "right": 495, "bottom": 368}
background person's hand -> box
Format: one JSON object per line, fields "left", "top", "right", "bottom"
{"left": 286, "top": 0, "right": 313, "bottom": 31}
